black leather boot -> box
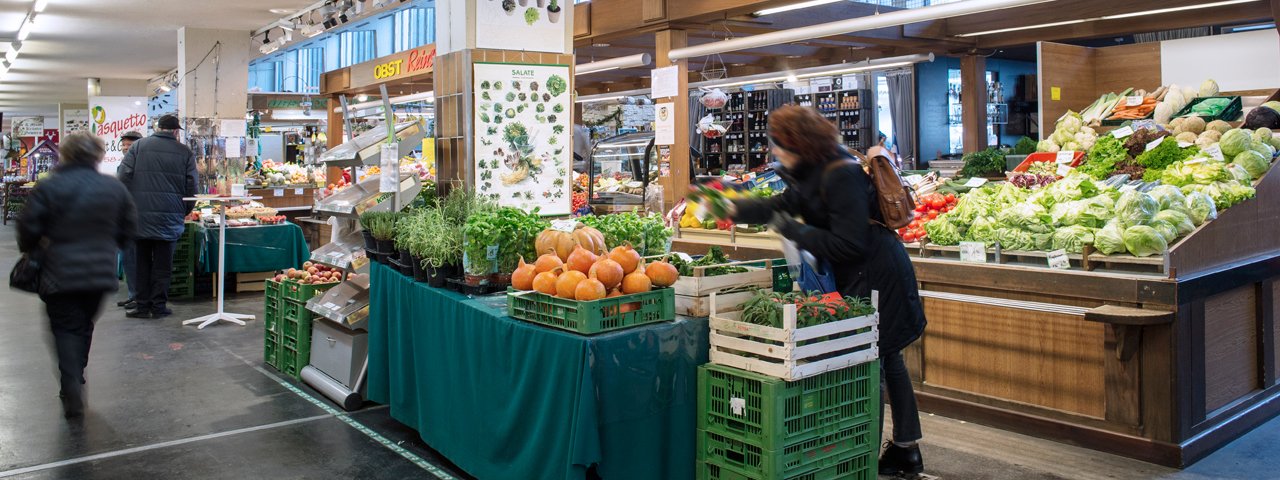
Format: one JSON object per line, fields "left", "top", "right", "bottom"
{"left": 879, "top": 442, "right": 924, "bottom": 475}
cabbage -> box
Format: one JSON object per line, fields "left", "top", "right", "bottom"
{"left": 1159, "top": 159, "right": 1232, "bottom": 187}
{"left": 1094, "top": 221, "right": 1126, "bottom": 255}
{"left": 924, "top": 215, "right": 962, "bottom": 245}
{"left": 993, "top": 227, "right": 1037, "bottom": 251}
{"left": 1224, "top": 163, "right": 1253, "bottom": 184}
{"left": 1115, "top": 191, "right": 1159, "bottom": 227}
{"left": 1254, "top": 127, "right": 1274, "bottom": 143}
{"left": 1200, "top": 79, "right": 1220, "bottom": 97}
{"left": 1154, "top": 210, "right": 1195, "bottom": 236}
{"left": 1220, "top": 129, "right": 1253, "bottom": 158}
{"left": 1147, "top": 185, "right": 1186, "bottom": 210}
{"left": 1147, "top": 220, "right": 1179, "bottom": 244}
{"left": 1184, "top": 191, "right": 1218, "bottom": 225}
{"left": 1250, "top": 140, "right": 1275, "bottom": 159}
{"left": 996, "top": 202, "right": 1047, "bottom": 230}
{"left": 965, "top": 216, "right": 999, "bottom": 247}
{"left": 1051, "top": 225, "right": 1095, "bottom": 254}
{"left": 1123, "top": 225, "right": 1169, "bottom": 257}
{"left": 1233, "top": 150, "right": 1270, "bottom": 179}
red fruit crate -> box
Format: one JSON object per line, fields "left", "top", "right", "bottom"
{"left": 1013, "top": 151, "right": 1085, "bottom": 173}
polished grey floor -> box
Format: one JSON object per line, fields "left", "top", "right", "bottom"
{"left": 1, "top": 221, "right": 1278, "bottom": 479}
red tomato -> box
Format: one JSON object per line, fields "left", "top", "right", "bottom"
{"left": 915, "top": 204, "right": 927, "bottom": 213}
{"left": 903, "top": 232, "right": 916, "bottom": 242}
{"left": 945, "top": 193, "right": 956, "bottom": 203}
{"left": 929, "top": 197, "right": 944, "bottom": 209}
{"left": 927, "top": 210, "right": 939, "bottom": 219}
{"left": 909, "top": 219, "right": 921, "bottom": 229}
{"left": 941, "top": 205, "right": 952, "bottom": 213}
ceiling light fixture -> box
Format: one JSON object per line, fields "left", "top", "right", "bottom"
{"left": 33, "top": 0, "right": 48, "bottom": 13}
{"left": 5, "top": 45, "right": 20, "bottom": 64}
{"left": 687, "top": 53, "right": 933, "bottom": 89}
{"left": 263, "top": 31, "right": 272, "bottom": 44}
{"left": 16, "top": 15, "right": 34, "bottom": 42}
{"left": 754, "top": 0, "right": 846, "bottom": 17}
{"left": 1100, "top": 0, "right": 1259, "bottom": 20}
{"left": 260, "top": 41, "right": 280, "bottom": 54}
{"left": 576, "top": 53, "right": 654, "bottom": 76}
{"left": 955, "top": 19, "right": 1089, "bottom": 37}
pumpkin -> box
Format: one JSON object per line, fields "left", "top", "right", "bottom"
{"left": 555, "top": 270, "right": 588, "bottom": 299}
{"left": 567, "top": 245, "right": 598, "bottom": 274}
{"left": 511, "top": 256, "right": 537, "bottom": 291}
{"left": 533, "top": 270, "right": 559, "bottom": 295}
{"left": 645, "top": 260, "right": 679, "bottom": 287}
{"left": 621, "top": 270, "right": 652, "bottom": 294}
{"left": 608, "top": 245, "right": 642, "bottom": 274}
{"left": 536, "top": 224, "right": 607, "bottom": 261}
{"left": 589, "top": 258, "right": 624, "bottom": 290}
{"left": 534, "top": 253, "right": 564, "bottom": 274}
{"left": 575, "top": 278, "right": 607, "bottom": 301}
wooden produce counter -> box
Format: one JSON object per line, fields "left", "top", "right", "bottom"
{"left": 668, "top": 169, "right": 1280, "bottom": 468}
{"left": 248, "top": 185, "right": 317, "bottom": 213}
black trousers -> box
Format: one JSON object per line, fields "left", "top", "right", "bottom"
{"left": 134, "top": 239, "right": 176, "bottom": 312}
{"left": 42, "top": 292, "right": 105, "bottom": 398}
{"left": 880, "top": 350, "right": 923, "bottom": 444}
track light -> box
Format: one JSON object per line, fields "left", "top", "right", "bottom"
{"left": 16, "top": 16, "right": 33, "bottom": 42}
{"left": 262, "top": 31, "right": 271, "bottom": 44}
{"left": 33, "top": 0, "right": 48, "bottom": 13}
{"left": 5, "top": 46, "right": 19, "bottom": 64}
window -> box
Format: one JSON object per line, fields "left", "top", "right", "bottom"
{"left": 339, "top": 30, "right": 377, "bottom": 67}
{"left": 294, "top": 48, "right": 324, "bottom": 93}
{"left": 250, "top": 60, "right": 283, "bottom": 92}
{"left": 394, "top": 7, "right": 435, "bottom": 52}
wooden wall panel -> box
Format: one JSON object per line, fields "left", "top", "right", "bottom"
{"left": 1203, "top": 285, "right": 1260, "bottom": 413}
{"left": 921, "top": 298, "right": 1107, "bottom": 418}
{"left": 1169, "top": 168, "right": 1280, "bottom": 278}
{"left": 1093, "top": 43, "right": 1162, "bottom": 94}
{"left": 1037, "top": 42, "right": 1096, "bottom": 135}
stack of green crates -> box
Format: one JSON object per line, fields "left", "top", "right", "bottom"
{"left": 168, "top": 222, "right": 200, "bottom": 300}
{"left": 696, "top": 361, "right": 880, "bottom": 480}
{"left": 264, "top": 279, "right": 334, "bottom": 378}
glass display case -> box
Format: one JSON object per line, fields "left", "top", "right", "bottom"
{"left": 585, "top": 132, "right": 658, "bottom": 211}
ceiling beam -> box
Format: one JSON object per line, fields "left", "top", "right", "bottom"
{"left": 972, "top": 1, "right": 1274, "bottom": 48}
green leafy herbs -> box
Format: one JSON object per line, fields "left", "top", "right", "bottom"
{"left": 578, "top": 211, "right": 672, "bottom": 256}
{"left": 1013, "top": 137, "right": 1038, "bottom": 155}
{"left": 1135, "top": 137, "right": 1198, "bottom": 182}
{"left": 524, "top": 7, "right": 540, "bottom": 25}
{"left": 739, "top": 289, "right": 876, "bottom": 328}
{"left": 958, "top": 148, "right": 1006, "bottom": 177}
{"left": 359, "top": 211, "right": 401, "bottom": 241}
{"left": 667, "top": 246, "right": 748, "bottom": 276}
{"left": 1078, "top": 135, "right": 1129, "bottom": 180}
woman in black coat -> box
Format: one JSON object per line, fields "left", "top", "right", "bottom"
{"left": 17, "top": 132, "right": 136, "bottom": 418}
{"left": 725, "top": 105, "right": 928, "bottom": 475}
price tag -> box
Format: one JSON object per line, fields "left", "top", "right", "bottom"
{"left": 1111, "top": 126, "right": 1134, "bottom": 138}
{"left": 1126, "top": 96, "right": 1144, "bottom": 107}
{"left": 1204, "top": 144, "right": 1224, "bottom": 161}
{"left": 486, "top": 245, "right": 499, "bottom": 261}
{"left": 294, "top": 188, "right": 304, "bottom": 195}
{"left": 273, "top": 189, "right": 284, "bottom": 197}
{"left": 963, "top": 177, "right": 988, "bottom": 188}
{"left": 1055, "top": 151, "right": 1075, "bottom": 163}
{"left": 1177, "top": 141, "right": 1194, "bottom": 148}
{"left": 201, "top": 208, "right": 213, "bottom": 215}
{"left": 379, "top": 144, "right": 399, "bottom": 193}
{"left": 959, "top": 242, "right": 987, "bottom": 263}
{"left": 551, "top": 219, "right": 577, "bottom": 233}
{"left": 1056, "top": 163, "right": 1072, "bottom": 177}
{"left": 1185, "top": 156, "right": 1209, "bottom": 165}
{"left": 1145, "top": 137, "right": 1165, "bottom": 152}
{"left": 1047, "top": 249, "right": 1071, "bottom": 270}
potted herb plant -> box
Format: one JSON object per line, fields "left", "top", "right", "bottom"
{"left": 417, "top": 209, "right": 463, "bottom": 287}
{"left": 358, "top": 211, "right": 379, "bottom": 252}
{"left": 364, "top": 212, "right": 399, "bottom": 264}
{"left": 546, "top": 0, "right": 561, "bottom": 23}
{"left": 393, "top": 214, "right": 416, "bottom": 274}
{"left": 462, "top": 213, "right": 499, "bottom": 286}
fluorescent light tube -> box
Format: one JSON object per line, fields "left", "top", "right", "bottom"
{"left": 755, "top": 0, "right": 845, "bottom": 17}
{"left": 1100, "top": 0, "right": 1259, "bottom": 20}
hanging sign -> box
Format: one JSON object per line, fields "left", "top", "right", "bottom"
{"left": 655, "top": 103, "right": 675, "bottom": 146}
{"left": 89, "top": 96, "right": 149, "bottom": 175}
{"left": 12, "top": 117, "right": 44, "bottom": 137}
{"left": 651, "top": 66, "right": 679, "bottom": 99}
{"left": 348, "top": 45, "right": 437, "bottom": 90}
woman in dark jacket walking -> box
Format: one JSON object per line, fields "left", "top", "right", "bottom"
{"left": 17, "top": 132, "right": 137, "bottom": 417}
{"left": 724, "top": 106, "right": 928, "bottom": 475}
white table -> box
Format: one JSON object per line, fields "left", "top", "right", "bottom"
{"left": 183, "top": 196, "right": 261, "bottom": 329}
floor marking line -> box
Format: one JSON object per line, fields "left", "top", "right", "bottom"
{"left": 217, "top": 343, "right": 457, "bottom": 480}
{"left": 0, "top": 415, "right": 331, "bottom": 478}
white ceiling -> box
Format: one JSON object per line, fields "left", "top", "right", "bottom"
{"left": 0, "top": 0, "right": 317, "bottom": 117}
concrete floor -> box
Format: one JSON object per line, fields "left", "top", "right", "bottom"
{"left": 1, "top": 222, "right": 1278, "bottom": 479}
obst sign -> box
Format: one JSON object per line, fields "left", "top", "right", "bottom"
{"left": 374, "top": 60, "right": 403, "bottom": 80}
{"left": 359, "top": 46, "right": 436, "bottom": 85}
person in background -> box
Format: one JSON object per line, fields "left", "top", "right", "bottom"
{"left": 18, "top": 132, "right": 137, "bottom": 418}
{"left": 719, "top": 106, "right": 928, "bottom": 476}
{"left": 116, "top": 130, "right": 144, "bottom": 309}
{"left": 118, "top": 115, "right": 197, "bottom": 319}
{"left": 573, "top": 123, "right": 593, "bottom": 173}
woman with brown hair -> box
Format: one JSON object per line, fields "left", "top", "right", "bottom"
{"left": 720, "top": 105, "right": 928, "bottom": 475}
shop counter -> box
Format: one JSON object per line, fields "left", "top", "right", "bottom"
{"left": 198, "top": 222, "right": 311, "bottom": 274}
{"left": 367, "top": 263, "right": 708, "bottom": 480}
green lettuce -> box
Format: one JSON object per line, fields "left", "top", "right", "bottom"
{"left": 1153, "top": 210, "right": 1195, "bottom": 236}
{"left": 1051, "top": 225, "right": 1095, "bottom": 254}
{"left": 1147, "top": 220, "right": 1179, "bottom": 244}
{"left": 1115, "top": 191, "right": 1159, "bottom": 227}
{"left": 1123, "top": 225, "right": 1168, "bottom": 257}
{"left": 1147, "top": 185, "right": 1186, "bottom": 211}
{"left": 1232, "top": 150, "right": 1270, "bottom": 179}
{"left": 924, "top": 215, "right": 963, "bottom": 245}
{"left": 1093, "top": 221, "right": 1126, "bottom": 255}
{"left": 1183, "top": 191, "right": 1218, "bottom": 225}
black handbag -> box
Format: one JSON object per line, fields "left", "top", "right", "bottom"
{"left": 9, "top": 253, "right": 41, "bottom": 294}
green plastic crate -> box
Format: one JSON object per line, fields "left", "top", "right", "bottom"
{"left": 697, "top": 421, "right": 874, "bottom": 480}
{"left": 281, "top": 280, "right": 334, "bottom": 303}
{"left": 698, "top": 361, "right": 879, "bottom": 451}
{"left": 281, "top": 301, "right": 314, "bottom": 339}
{"left": 698, "top": 448, "right": 874, "bottom": 480}
{"left": 168, "top": 279, "right": 195, "bottom": 300}
{"left": 506, "top": 287, "right": 675, "bottom": 335}
{"left": 279, "top": 345, "right": 303, "bottom": 378}
{"left": 264, "top": 331, "right": 281, "bottom": 370}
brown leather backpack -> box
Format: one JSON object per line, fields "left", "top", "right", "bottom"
{"left": 822, "top": 146, "right": 916, "bottom": 230}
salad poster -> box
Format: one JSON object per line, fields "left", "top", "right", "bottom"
{"left": 472, "top": 62, "right": 573, "bottom": 215}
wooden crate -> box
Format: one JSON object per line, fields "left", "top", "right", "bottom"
{"left": 235, "top": 271, "right": 275, "bottom": 293}
{"left": 672, "top": 259, "right": 775, "bottom": 317}
{"left": 708, "top": 291, "right": 880, "bottom": 381}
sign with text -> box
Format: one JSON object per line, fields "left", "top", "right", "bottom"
{"left": 89, "top": 96, "right": 149, "bottom": 175}
{"left": 12, "top": 117, "right": 44, "bottom": 137}
{"left": 348, "top": 45, "right": 436, "bottom": 90}
{"left": 959, "top": 242, "right": 987, "bottom": 263}
{"left": 655, "top": 103, "right": 675, "bottom": 145}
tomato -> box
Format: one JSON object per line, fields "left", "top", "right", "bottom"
{"left": 903, "top": 232, "right": 916, "bottom": 242}
{"left": 927, "top": 210, "right": 939, "bottom": 219}
{"left": 945, "top": 193, "right": 956, "bottom": 203}
{"left": 909, "top": 219, "right": 921, "bottom": 229}
{"left": 915, "top": 204, "right": 927, "bottom": 213}
{"left": 941, "top": 205, "right": 952, "bottom": 213}
{"left": 929, "top": 197, "right": 945, "bottom": 209}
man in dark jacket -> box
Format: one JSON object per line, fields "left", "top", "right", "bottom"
{"left": 117, "top": 130, "right": 144, "bottom": 309}
{"left": 118, "top": 115, "right": 198, "bottom": 319}
{"left": 18, "top": 132, "right": 136, "bottom": 417}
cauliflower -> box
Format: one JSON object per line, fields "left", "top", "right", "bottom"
{"left": 1057, "top": 113, "right": 1083, "bottom": 133}
{"left": 1064, "top": 141, "right": 1081, "bottom": 151}
{"left": 1037, "top": 139, "right": 1061, "bottom": 153}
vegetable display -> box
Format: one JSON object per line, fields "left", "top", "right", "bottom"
{"left": 667, "top": 246, "right": 748, "bottom": 277}
{"left": 958, "top": 148, "right": 1007, "bottom": 177}
{"left": 738, "top": 289, "right": 875, "bottom": 329}
{"left": 897, "top": 193, "right": 957, "bottom": 243}
{"left": 579, "top": 212, "right": 672, "bottom": 257}
{"left": 1037, "top": 111, "right": 1097, "bottom": 153}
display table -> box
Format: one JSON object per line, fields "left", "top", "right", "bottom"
{"left": 367, "top": 263, "right": 708, "bottom": 480}
{"left": 199, "top": 222, "right": 310, "bottom": 274}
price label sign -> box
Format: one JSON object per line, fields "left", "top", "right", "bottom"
{"left": 294, "top": 188, "right": 304, "bottom": 195}
{"left": 1204, "top": 144, "right": 1224, "bottom": 161}
{"left": 486, "top": 245, "right": 499, "bottom": 261}
{"left": 551, "top": 219, "right": 577, "bottom": 233}
{"left": 1126, "top": 96, "right": 1144, "bottom": 107}
{"left": 1055, "top": 151, "right": 1076, "bottom": 163}
{"left": 1111, "top": 126, "right": 1134, "bottom": 138}
{"left": 201, "top": 208, "right": 213, "bottom": 215}
{"left": 963, "top": 177, "right": 988, "bottom": 188}
{"left": 379, "top": 144, "right": 399, "bottom": 194}
{"left": 1047, "top": 249, "right": 1071, "bottom": 270}
{"left": 1185, "top": 156, "right": 1209, "bottom": 165}
{"left": 274, "top": 189, "right": 284, "bottom": 197}
{"left": 1056, "top": 163, "right": 1072, "bottom": 177}
{"left": 959, "top": 241, "right": 987, "bottom": 263}
{"left": 1176, "top": 141, "right": 1194, "bottom": 148}
{"left": 1145, "top": 137, "right": 1165, "bottom": 152}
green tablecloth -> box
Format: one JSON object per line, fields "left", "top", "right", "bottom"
{"left": 199, "top": 222, "right": 310, "bottom": 274}
{"left": 367, "top": 263, "right": 709, "bottom": 480}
